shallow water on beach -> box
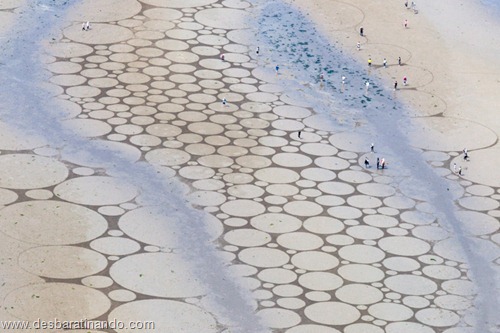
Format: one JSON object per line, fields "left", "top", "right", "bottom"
{"left": 480, "top": 0, "right": 500, "bottom": 16}
{"left": 252, "top": 1, "right": 393, "bottom": 123}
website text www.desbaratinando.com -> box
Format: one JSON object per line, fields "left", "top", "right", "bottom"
{"left": 0, "top": 318, "right": 155, "bottom": 330}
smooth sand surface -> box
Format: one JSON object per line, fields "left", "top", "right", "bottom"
{"left": 0, "top": 0, "right": 498, "bottom": 332}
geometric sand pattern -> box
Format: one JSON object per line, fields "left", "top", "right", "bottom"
{"left": 0, "top": 0, "right": 498, "bottom": 332}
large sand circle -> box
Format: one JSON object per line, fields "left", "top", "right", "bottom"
{"left": 304, "top": 302, "right": 360, "bottom": 326}
{"left": 64, "top": 24, "right": 134, "bottom": 44}
{"left": 54, "top": 176, "right": 137, "bottom": 205}
{"left": 0, "top": 200, "right": 107, "bottom": 245}
{"left": 450, "top": 147, "right": 500, "bottom": 186}
{"left": 139, "top": 0, "right": 217, "bottom": 7}
{"left": 108, "top": 299, "right": 217, "bottom": 333}
{"left": 0, "top": 154, "right": 68, "bottom": 189}
{"left": 195, "top": 8, "right": 249, "bottom": 29}
{"left": 67, "top": 0, "right": 142, "bottom": 22}
{"left": 405, "top": 117, "right": 496, "bottom": 151}
{"left": 19, "top": 246, "right": 107, "bottom": 279}
{"left": 110, "top": 253, "right": 206, "bottom": 297}
{"left": 5, "top": 283, "right": 110, "bottom": 321}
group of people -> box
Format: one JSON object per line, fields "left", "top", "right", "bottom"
{"left": 452, "top": 149, "right": 470, "bottom": 176}
{"left": 81, "top": 21, "right": 91, "bottom": 31}
{"left": 394, "top": 76, "right": 408, "bottom": 90}
{"left": 404, "top": 0, "right": 418, "bottom": 13}
{"left": 364, "top": 144, "right": 387, "bottom": 169}
{"left": 367, "top": 54, "right": 408, "bottom": 89}
{"left": 364, "top": 156, "right": 387, "bottom": 169}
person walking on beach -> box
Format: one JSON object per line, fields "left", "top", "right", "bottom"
{"left": 357, "top": 42, "right": 361, "bottom": 51}
{"left": 404, "top": 19, "right": 408, "bottom": 28}
{"left": 256, "top": 46, "right": 260, "bottom": 55}
{"left": 364, "top": 157, "right": 370, "bottom": 168}
{"left": 376, "top": 157, "right": 380, "bottom": 169}
{"left": 368, "top": 57, "right": 372, "bottom": 67}
{"left": 298, "top": 131, "right": 302, "bottom": 139}
{"left": 381, "top": 158, "right": 386, "bottom": 169}
{"left": 394, "top": 81, "right": 398, "bottom": 90}
{"left": 82, "top": 22, "right": 86, "bottom": 30}
{"left": 458, "top": 166, "right": 463, "bottom": 176}
{"left": 360, "top": 26, "right": 364, "bottom": 36}
{"left": 403, "top": 76, "right": 407, "bottom": 85}
{"left": 371, "top": 143, "right": 374, "bottom": 152}
{"left": 222, "top": 97, "right": 227, "bottom": 106}
{"left": 342, "top": 75, "right": 346, "bottom": 85}
{"left": 463, "top": 148, "right": 469, "bottom": 160}
{"left": 405, "top": 0, "right": 408, "bottom": 8}
{"left": 398, "top": 56, "right": 402, "bottom": 66}
{"left": 220, "top": 53, "right": 225, "bottom": 61}
{"left": 383, "top": 58, "right": 387, "bottom": 68}
{"left": 275, "top": 64, "right": 280, "bottom": 74}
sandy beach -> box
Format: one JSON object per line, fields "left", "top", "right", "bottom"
{"left": 0, "top": 0, "right": 498, "bottom": 332}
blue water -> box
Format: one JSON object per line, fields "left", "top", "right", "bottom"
{"left": 481, "top": 0, "right": 500, "bottom": 16}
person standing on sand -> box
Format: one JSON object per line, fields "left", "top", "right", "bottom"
{"left": 364, "top": 157, "right": 370, "bottom": 168}
{"left": 222, "top": 97, "right": 227, "bottom": 106}
{"left": 403, "top": 76, "right": 407, "bottom": 85}
{"left": 453, "top": 163, "right": 457, "bottom": 173}
{"left": 394, "top": 81, "right": 398, "bottom": 90}
{"left": 360, "top": 27, "right": 364, "bottom": 36}
{"left": 383, "top": 58, "right": 387, "bottom": 67}
{"left": 365, "top": 81, "right": 370, "bottom": 93}
{"left": 368, "top": 57, "right": 372, "bottom": 67}
{"left": 220, "top": 53, "right": 225, "bottom": 61}
{"left": 376, "top": 157, "right": 380, "bottom": 169}
{"left": 82, "top": 22, "right": 86, "bottom": 30}
{"left": 256, "top": 46, "right": 260, "bottom": 55}
{"left": 371, "top": 143, "right": 374, "bottom": 152}
{"left": 275, "top": 64, "right": 280, "bottom": 74}
{"left": 405, "top": 1, "right": 408, "bottom": 8}
{"left": 404, "top": 19, "right": 408, "bottom": 28}
{"left": 398, "top": 56, "right": 402, "bottom": 66}
{"left": 458, "top": 166, "right": 463, "bottom": 176}
{"left": 463, "top": 148, "right": 469, "bottom": 160}
{"left": 298, "top": 131, "right": 302, "bottom": 139}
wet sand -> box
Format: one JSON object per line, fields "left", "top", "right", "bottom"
{"left": 0, "top": 0, "right": 498, "bottom": 332}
